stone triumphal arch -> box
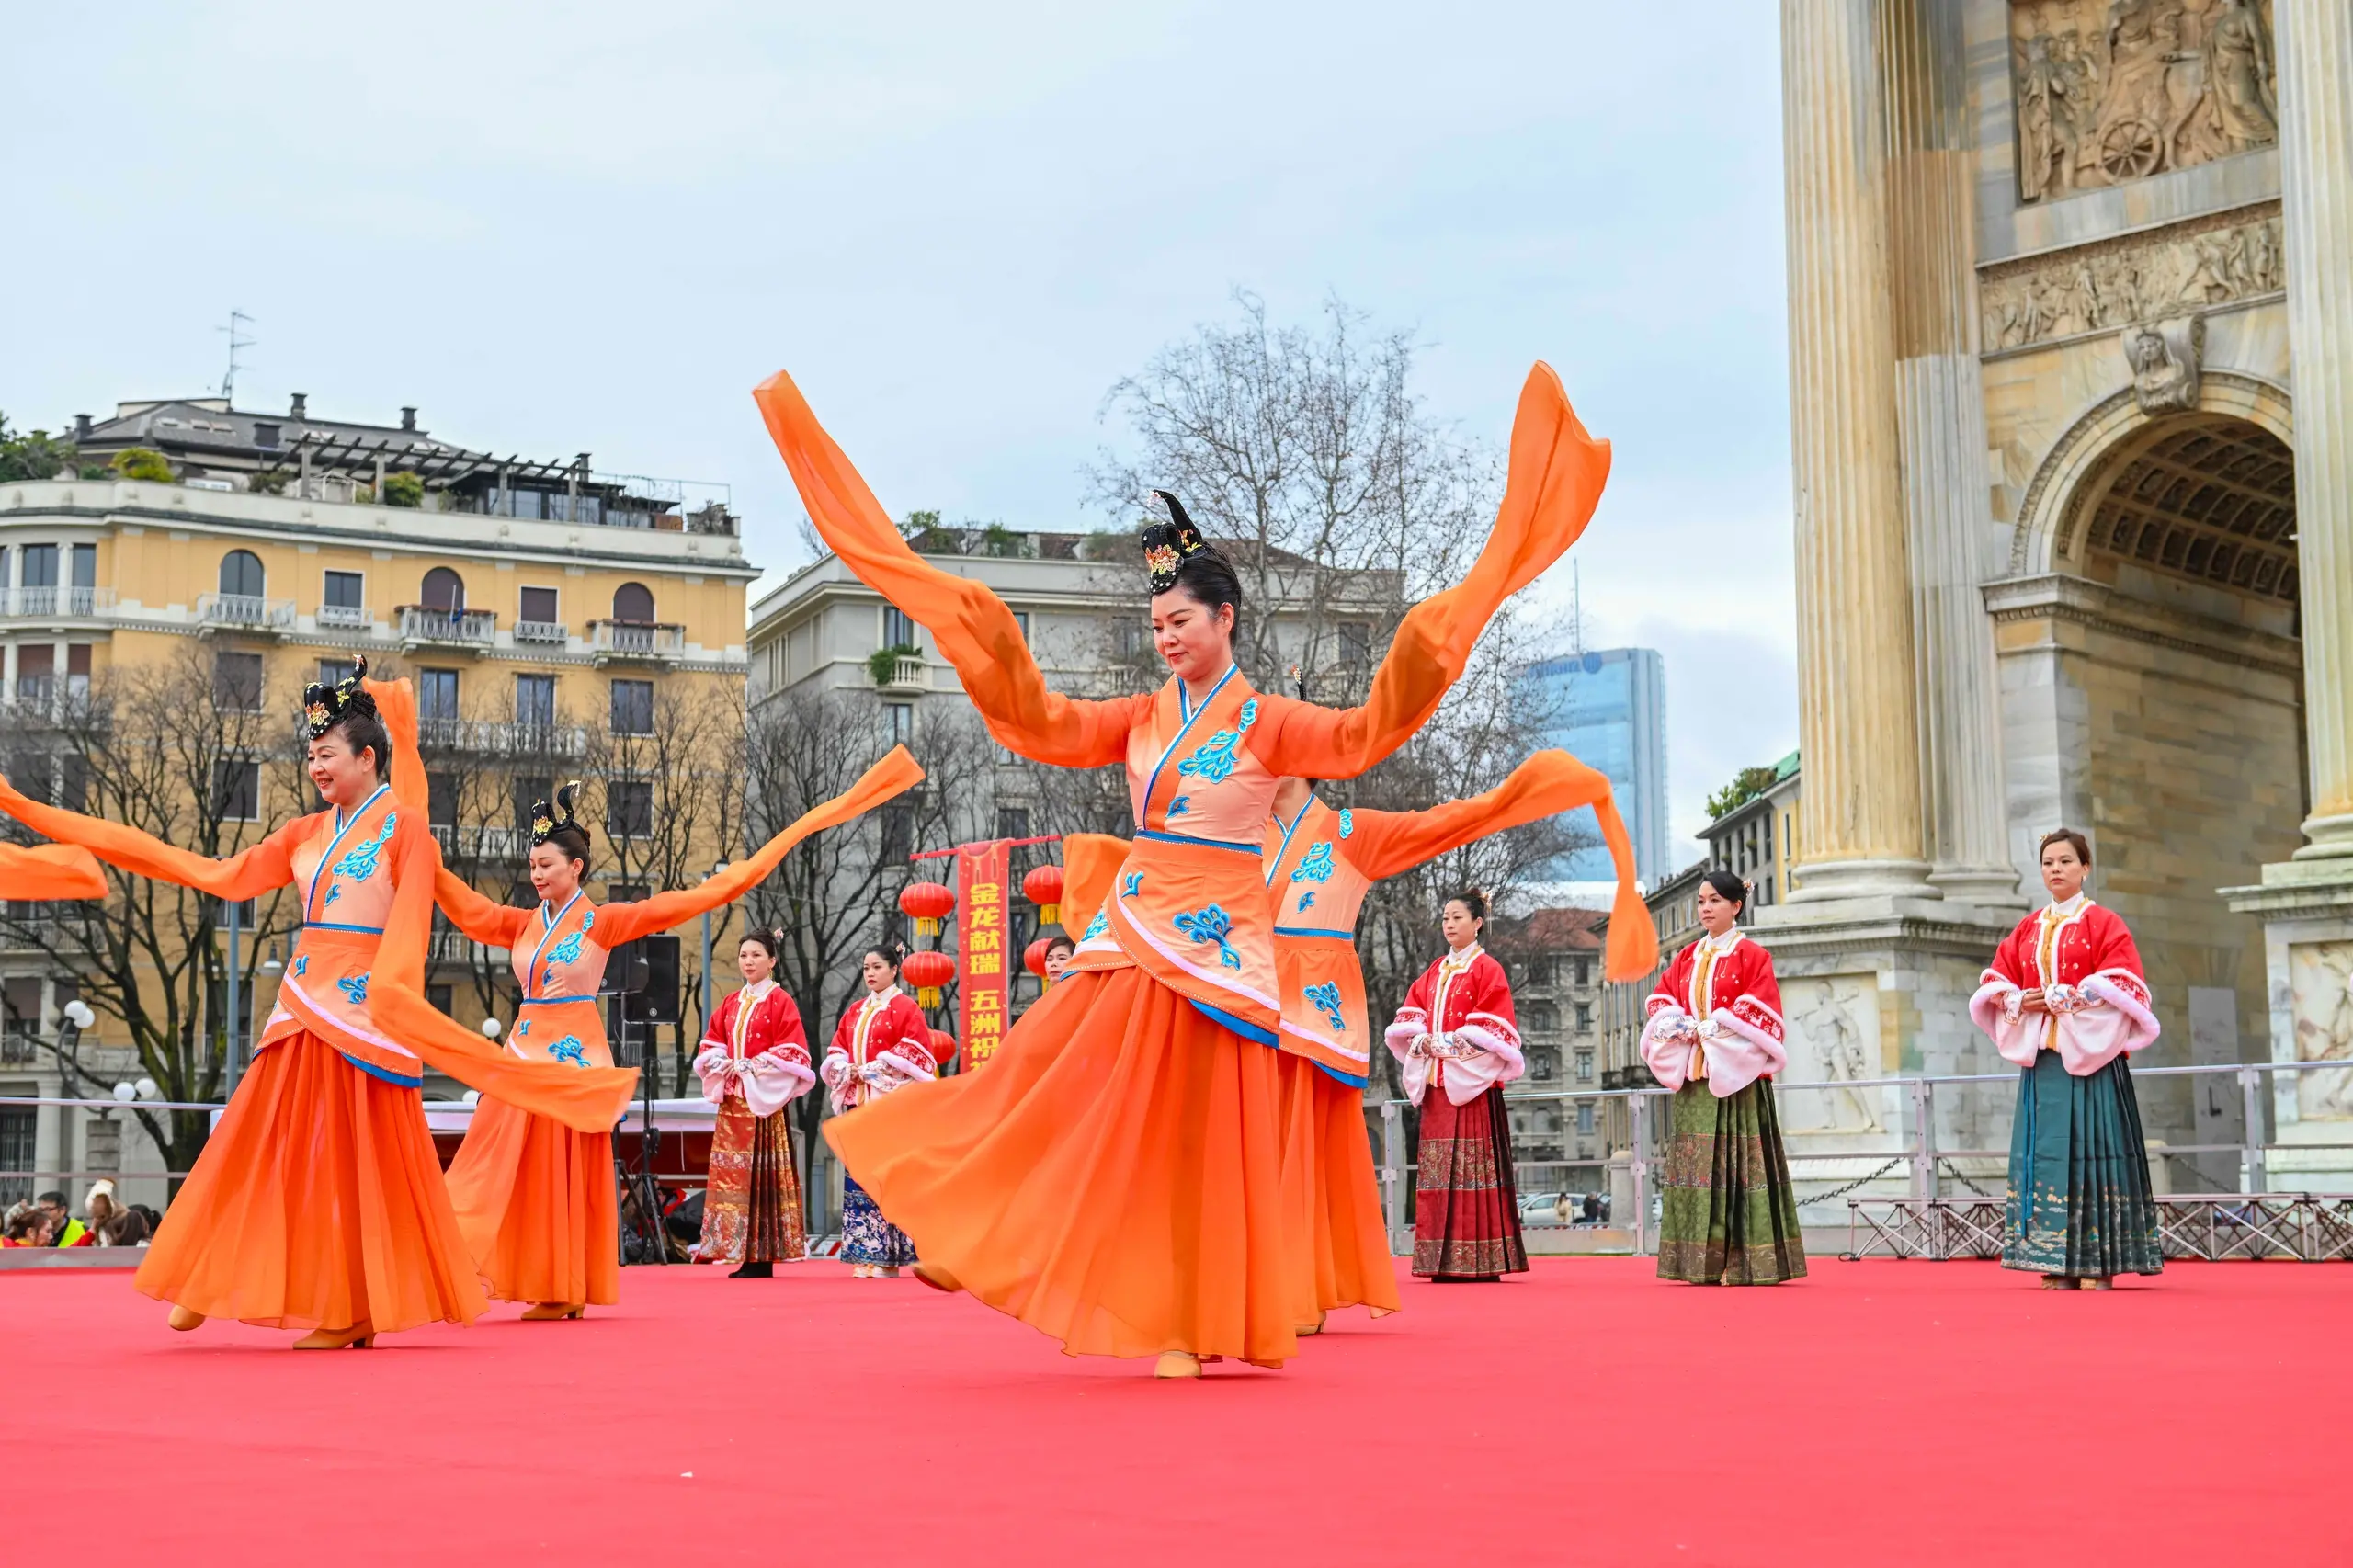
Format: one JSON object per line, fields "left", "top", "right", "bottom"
{"left": 1767, "top": 0, "right": 2351, "bottom": 1187}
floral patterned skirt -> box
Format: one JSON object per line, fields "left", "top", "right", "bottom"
{"left": 841, "top": 1176, "right": 919, "bottom": 1267}
{"left": 697, "top": 1095, "right": 804, "bottom": 1265}
{"left": 1412, "top": 1085, "right": 1527, "bottom": 1279}
{"left": 1657, "top": 1079, "right": 1807, "bottom": 1285}
{"left": 2004, "top": 1051, "right": 2163, "bottom": 1278}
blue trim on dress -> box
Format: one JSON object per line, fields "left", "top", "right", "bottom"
{"left": 339, "top": 1052, "right": 422, "bottom": 1089}
{"left": 1263, "top": 797, "right": 1313, "bottom": 887}
{"left": 1139, "top": 665, "right": 1237, "bottom": 826}
{"left": 1137, "top": 828, "right": 1258, "bottom": 855}
{"left": 1274, "top": 925, "right": 1354, "bottom": 939}
{"left": 1310, "top": 1059, "right": 1370, "bottom": 1090}
{"left": 1186, "top": 997, "right": 1279, "bottom": 1046}
{"left": 519, "top": 994, "right": 598, "bottom": 1006}
{"left": 304, "top": 783, "right": 391, "bottom": 918}
{"left": 301, "top": 921, "right": 387, "bottom": 936}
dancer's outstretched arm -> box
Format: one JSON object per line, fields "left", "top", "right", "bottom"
{"left": 1337, "top": 751, "right": 1657, "bottom": 981}
{"left": 0, "top": 773, "right": 303, "bottom": 900}
{"left": 593, "top": 744, "right": 925, "bottom": 944}
{"left": 430, "top": 867, "right": 535, "bottom": 949}
{"left": 0, "top": 844, "right": 108, "bottom": 901}
{"left": 755, "top": 372, "right": 1144, "bottom": 768}
{"left": 1255, "top": 364, "right": 1611, "bottom": 782}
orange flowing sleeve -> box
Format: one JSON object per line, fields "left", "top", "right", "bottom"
{"left": 1339, "top": 751, "right": 1657, "bottom": 982}
{"left": 1253, "top": 363, "right": 1610, "bottom": 782}
{"left": 592, "top": 744, "right": 926, "bottom": 946}
{"left": 361, "top": 673, "right": 535, "bottom": 950}
{"left": 1057, "top": 832, "right": 1132, "bottom": 941}
{"left": 754, "top": 370, "right": 1145, "bottom": 768}
{"left": 0, "top": 844, "right": 109, "bottom": 901}
{"left": 431, "top": 867, "right": 534, "bottom": 949}
{"left": 0, "top": 770, "right": 305, "bottom": 901}
{"left": 371, "top": 818, "right": 640, "bottom": 1133}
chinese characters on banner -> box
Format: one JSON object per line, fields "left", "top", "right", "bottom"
{"left": 955, "top": 839, "right": 1010, "bottom": 1072}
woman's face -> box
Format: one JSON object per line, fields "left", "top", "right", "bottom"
{"left": 1150, "top": 588, "right": 1235, "bottom": 683}
{"left": 305, "top": 730, "right": 377, "bottom": 808}
{"left": 737, "top": 938, "right": 774, "bottom": 985}
{"left": 863, "top": 952, "right": 894, "bottom": 992}
{"left": 1043, "top": 943, "right": 1073, "bottom": 983}
{"left": 528, "top": 843, "right": 584, "bottom": 903}
{"left": 1440, "top": 900, "right": 1482, "bottom": 950}
{"left": 1694, "top": 882, "right": 1741, "bottom": 937}
{"left": 2041, "top": 841, "right": 2087, "bottom": 903}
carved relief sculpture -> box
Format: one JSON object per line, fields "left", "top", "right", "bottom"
{"left": 1982, "top": 204, "right": 2281, "bottom": 350}
{"left": 2122, "top": 314, "right": 2203, "bottom": 413}
{"left": 2290, "top": 943, "right": 2353, "bottom": 1121}
{"left": 2009, "top": 0, "right": 2279, "bottom": 204}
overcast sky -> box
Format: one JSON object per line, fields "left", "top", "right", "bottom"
{"left": 3, "top": 2, "right": 1797, "bottom": 853}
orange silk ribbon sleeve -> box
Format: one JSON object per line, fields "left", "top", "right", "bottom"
{"left": 1340, "top": 751, "right": 1658, "bottom": 983}
{"left": 754, "top": 370, "right": 1144, "bottom": 768}
{"left": 1057, "top": 832, "right": 1133, "bottom": 942}
{"left": 0, "top": 771, "right": 305, "bottom": 902}
{"left": 362, "top": 675, "right": 535, "bottom": 950}
{"left": 593, "top": 744, "right": 926, "bottom": 946}
{"left": 371, "top": 819, "right": 641, "bottom": 1133}
{"left": 0, "top": 844, "right": 109, "bottom": 901}
{"left": 431, "top": 868, "right": 535, "bottom": 949}
{"left": 1256, "top": 363, "right": 1610, "bottom": 781}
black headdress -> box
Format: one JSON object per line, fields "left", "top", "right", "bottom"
{"left": 1140, "top": 490, "right": 1208, "bottom": 594}
{"left": 529, "top": 780, "right": 585, "bottom": 848}
{"left": 301, "top": 655, "right": 376, "bottom": 740}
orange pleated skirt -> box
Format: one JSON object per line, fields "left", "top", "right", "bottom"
{"left": 1277, "top": 1056, "right": 1401, "bottom": 1324}
{"left": 443, "top": 1097, "right": 619, "bottom": 1308}
{"left": 135, "top": 1032, "right": 485, "bottom": 1334}
{"left": 826, "top": 967, "right": 1303, "bottom": 1365}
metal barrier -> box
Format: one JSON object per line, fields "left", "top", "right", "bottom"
{"left": 1844, "top": 1193, "right": 2353, "bottom": 1264}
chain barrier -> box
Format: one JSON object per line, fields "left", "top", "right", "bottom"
{"left": 1802, "top": 1157, "right": 1907, "bottom": 1204}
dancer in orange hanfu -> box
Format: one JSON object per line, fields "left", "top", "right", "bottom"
{"left": 0, "top": 661, "right": 637, "bottom": 1346}
{"left": 1261, "top": 755, "right": 1655, "bottom": 1329}
{"left": 756, "top": 359, "right": 1614, "bottom": 1375}
{"left": 387, "top": 755, "right": 923, "bottom": 1318}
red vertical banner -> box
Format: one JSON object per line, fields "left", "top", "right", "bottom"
{"left": 955, "top": 839, "right": 1011, "bottom": 1072}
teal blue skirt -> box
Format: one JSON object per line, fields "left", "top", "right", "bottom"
{"left": 2003, "top": 1051, "right": 2163, "bottom": 1278}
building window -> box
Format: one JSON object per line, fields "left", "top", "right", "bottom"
{"left": 609, "top": 779, "right": 654, "bottom": 839}
{"left": 19, "top": 544, "right": 58, "bottom": 588}
{"left": 513, "top": 777, "right": 551, "bottom": 834}
{"left": 426, "top": 983, "right": 454, "bottom": 1016}
{"left": 253, "top": 421, "right": 281, "bottom": 450}
{"left": 882, "top": 605, "right": 921, "bottom": 652}
{"left": 880, "top": 805, "right": 913, "bottom": 865}
{"left": 212, "top": 651, "right": 264, "bottom": 711}
{"left": 324, "top": 571, "right": 364, "bottom": 610}
{"left": 426, "top": 771, "right": 458, "bottom": 829}
{"left": 1575, "top": 1049, "right": 1594, "bottom": 1083}
{"left": 421, "top": 566, "right": 465, "bottom": 612}
{"left": 69, "top": 544, "right": 95, "bottom": 589}
{"left": 417, "top": 668, "right": 460, "bottom": 721}
{"left": 519, "top": 586, "right": 559, "bottom": 625}
{"left": 0, "top": 1104, "right": 32, "bottom": 1202}
{"left": 1115, "top": 622, "right": 1148, "bottom": 659}
{"left": 516, "top": 674, "right": 556, "bottom": 729}
{"left": 1526, "top": 1002, "right": 1559, "bottom": 1033}
{"left": 219, "top": 549, "right": 264, "bottom": 598}
{"left": 996, "top": 807, "right": 1031, "bottom": 842}
{"left": 609, "top": 679, "right": 654, "bottom": 736}
{"left": 612, "top": 583, "right": 655, "bottom": 622}
{"left": 212, "top": 759, "right": 261, "bottom": 821}
{"left": 1576, "top": 1101, "right": 1596, "bottom": 1135}
{"left": 606, "top": 882, "right": 650, "bottom": 903}
{"left": 1337, "top": 621, "right": 1371, "bottom": 666}
{"left": 1574, "top": 1002, "right": 1593, "bottom": 1031}
{"left": 884, "top": 701, "right": 913, "bottom": 746}
{"left": 1013, "top": 610, "right": 1031, "bottom": 644}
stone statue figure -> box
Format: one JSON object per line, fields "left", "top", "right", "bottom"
{"left": 2295, "top": 946, "right": 2353, "bottom": 1119}
{"left": 2018, "top": 35, "right": 2082, "bottom": 201}
{"left": 1799, "top": 982, "right": 1879, "bottom": 1133}
{"left": 2202, "top": 0, "right": 2278, "bottom": 152}
{"left": 2123, "top": 315, "right": 2202, "bottom": 415}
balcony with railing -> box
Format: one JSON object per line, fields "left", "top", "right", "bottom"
{"left": 315, "top": 603, "right": 372, "bottom": 631}
{"left": 415, "top": 718, "right": 589, "bottom": 757}
{"left": 587, "top": 619, "right": 686, "bottom": 665}
{"left": 433, "top": 824, "right": 532, "bottom": 863}
{"left": 875, "top": 654, "right": 928, "bottom": 693}
{"left": 197, "top": 593, "right": 296, "bottom": 636}
{"left": 396, "top": 605, "right": 498, "bottom": 652}
{"left": 0, "top": 585, "right": 116, "bottom": 619}
{"left": 513, "top": 619, "right": 570, "bottom": 646}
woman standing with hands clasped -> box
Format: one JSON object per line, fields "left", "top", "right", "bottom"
{"left": 1970, "top": 829, "right": 2163, "bottom": 1289}
{"left": 1639, "top": 871, "right": 1807, "bottom": 1286}
{"left": 823, "top": 945, "right": 937, "bottom": 1278}
{"left": 693, "top": 928, "right": 817, "bottom": 1277}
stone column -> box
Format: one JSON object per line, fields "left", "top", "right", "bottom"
{"left": 1881, "top": 0, "right": 2019, "bottom": 907}
{"left": 2279, "top": 1, "right": 2353, "bottom": 862}
{"left": 1781, "top": 0, "right": 1935, "bottom": 902}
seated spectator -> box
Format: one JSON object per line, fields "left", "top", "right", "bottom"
{"left": 99, "top": 1208, "right": 150, "bottom": 1248}
{"left": 2, "top": 1201, "right": 51, "bottom": 1247}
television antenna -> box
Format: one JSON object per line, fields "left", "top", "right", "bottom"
{"left": 216, "top": 310, "right": 256, "bottom": 405}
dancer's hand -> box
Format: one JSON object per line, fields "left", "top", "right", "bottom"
{"left": 2018, "top": 988, "right": 2046, "bottom": 1014}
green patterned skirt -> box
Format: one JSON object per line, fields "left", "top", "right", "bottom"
{"left": 1656, "top": 1079, "right": 1807, "bottom": 1285}
{"left": 2003, "top": 1051, "right": 2163, "bottom": 1278}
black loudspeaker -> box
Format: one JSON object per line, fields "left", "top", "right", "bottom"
{"left": 604, "top": 935, "right": 680, "bottom": 1026}
{"left": 604, "top": 939, "right": 650, "bottom": 995}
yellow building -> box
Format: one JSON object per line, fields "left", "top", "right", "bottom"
{"left": 0, "top": 397, "right": 756, "bottom": 1208}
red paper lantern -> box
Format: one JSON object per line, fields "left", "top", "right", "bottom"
{"left": 1023, "top": 936, "right": 1054, "bottom": 982}
{"left": 898, "top": 880, "right": 956, "bottom": 937}
{"left": 900, "top": 948, "right": 957, "bottom": 1009}
{"left": 1021, "top": 863, "right": 1065, "bottom": 926}
{"left": 927, "top": 1028, "right": 956, "bottom": 1067}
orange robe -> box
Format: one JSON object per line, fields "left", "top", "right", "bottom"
{"left": 0, "top": 680, "right": 636, "bottom": 1334}
{"left": 756, "top": 359, "right": 1617, "bottom": 1366}
{"left": 1259, "top": 752, "right": 1657, "bottom": 1322}
{"left": 415, "top": 748, "right": 921, "bottom": 1305}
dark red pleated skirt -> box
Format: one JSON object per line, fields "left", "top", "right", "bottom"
{"left": 1411, "top": 1085, "right": 1528, "bottom": 1279}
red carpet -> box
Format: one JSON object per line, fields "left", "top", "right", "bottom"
{"left": 4, "top": 1257, "right": 2342, "bottom": 1566}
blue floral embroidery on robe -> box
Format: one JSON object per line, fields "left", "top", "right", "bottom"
{"left": 335, "top": 972, "right": 369, "bottom": 1006}
{"left": 293, "top": 954, "right": 309, "bottom": 978}
{"left": 1175, "top": 699, "right": 1260, "bottom": 787}
{"left": 1167, "top": 796, "right": 1190, "bottom": 816}
{"left": 330, "top": 812, "right": 398, "bottom": 882}
{"left": 1173, "top": 903, "right": 1241, "bottom": 970}
{"left": 1122, "top": 871, "right": 1144, "bottom": 899}
{"left": 541, "top": 911, "right": 594, "bottom": 990}
{"left": 1303, "top": 982, "right": 1346, "bottom": 1033}
{"left": 1337, "top": 808, "right": 1354, "bottom": 838}
{"left": 546, "top": 1035, "right": 587, "bottom": 1068}
{"left": 1290, "top": 841, "right": 1336, "bottom": 885}
{"left": 1083, "top": 910, "right": 1109, "bottom": 941}
{"left": 516, "top": 1019, "right": 531, "bottom": 1039}
{"left": 324, "top": 884, "right": 343, "bottom": 909}
{"left": 1297, "top": 892, "right": 1316, "bottom": 911}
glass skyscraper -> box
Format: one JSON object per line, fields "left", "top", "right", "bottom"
{"left": 1520, "top": 646, "right": 1669, "bottom": 886}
